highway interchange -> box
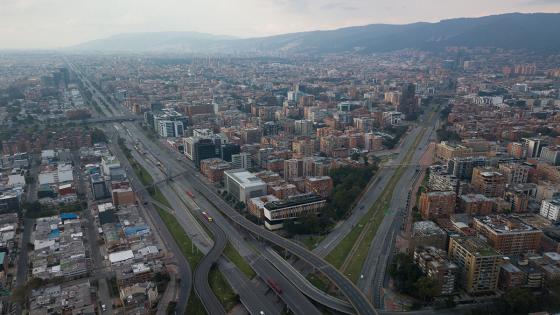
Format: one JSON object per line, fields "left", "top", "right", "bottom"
{"left": 68, "top": 60, "right": 444, "bottom": 315}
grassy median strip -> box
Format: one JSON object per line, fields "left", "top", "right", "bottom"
{"left": 224, "top": 243, "right": 256, "bottom": 279}
{"left": 209, "top": 266, "right": 239, "bottom": 311}
{"left": 325, "top": 127, "right": 426, "bottom": 280}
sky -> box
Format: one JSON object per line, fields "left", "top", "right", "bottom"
{"left": 0, "top": 0, "right": 559, "bottom": 49}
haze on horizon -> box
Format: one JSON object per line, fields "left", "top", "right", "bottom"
{"left": 1, "top": 0, "right": 559, "bottom": 50}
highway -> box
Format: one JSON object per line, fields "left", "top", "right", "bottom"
{"left": 193, "top": 209, "right": 228, "bottom": 315}
{"left": 120, "top": 126, "right": 318, "bottom": 315}
{"left": 106, "top": 130, "right": 193, "bottom": 314}
{"left": 358, "top": 106, "right": 441, "bottom": 306}
{"left": 262, "top": 247, "right": 355, "bottom": 314}
{"left": 70, "top": 61, "right": 377, "bottom": 315}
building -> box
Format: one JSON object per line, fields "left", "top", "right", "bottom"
{"left": 364, "top": 133, "right": 384, "bottom": 152}
{"left": 473, "top": 215, "right": 542, "bottom": 255}
{"left": 435, "top": 142, "right": 475, "bottom": 162}
{"left": 458, "top": 194, "right": 494, "bottom": 216}
{"left": 448, "top": 237, "right": 502, "bottom": 294}
{"left": 524, "top": 138, "right": 546, "bottom": 158}
{"left": 409, "top": 221, "right": 448, "bottom": 251}
{"left": 231, "top": 153, "right": 251, "bottom": 170}
{"left": 200, "top": 158, "right": 231, "bottom": 183}
{"left": 112, "top": 188, "right": 135, "bottom": 206}
{"left": 414, "top": 247, "right": 459, "bottom": 295}
{"left": 498, "top": 163, "right": 530, "bottom": 184}
{"left": 540, "top": 199, "right": 560, "bottom": 221}
{"left": 294, "top": 120, "right": 314, "bottom": 136}
{"left": 419, "top": 191, "right": 456, "bottom": 219}
{"left": 541, "top": 146, "right": 560, "bottom": 166}
{"left": 91, "top": 174, "right": 109, "bottom": 200}
{"left": 262, "top": 194, "right": 326, "bottom": 230}
{"left": 247, "top": 195, "right": 279, "bottom": 219}
{"left": 428, "top": 165, "right": 463, "bottom": 195}
{"left": 447, "top": 156, "right": 487, "bottom": 180}
{"left": 284, "top": 159, "right": 303, "bottom": 181}
{"left": 397, "top": 83, "right": 417, "bottom": 117}
{"left": 224, "top": 170, "right": 267, "bottom": 204}
{"left": 304, "top": 176, "right": 333, "bottom": 198}
{"left": 471, "top": 167, "right": 506, "bottom": 197}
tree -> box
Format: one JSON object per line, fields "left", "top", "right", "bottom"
{"left": 499, "top": 288, "right": 535, "bottom": 314}
{"left": 414, "top": 276, "right": 438, "bottom": 302}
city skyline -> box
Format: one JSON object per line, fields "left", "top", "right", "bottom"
{"left": 0, "top": 0, "right": 559, "bottom": 49}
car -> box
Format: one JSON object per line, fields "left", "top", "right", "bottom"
{"left": 101, "top": 304, "right": 107, "bottom": 312}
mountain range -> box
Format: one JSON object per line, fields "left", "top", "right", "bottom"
{"left": 69, "top": 13, "right": 560, "bottom": 54}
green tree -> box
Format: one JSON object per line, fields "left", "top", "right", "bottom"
{"left": 499, "top": 287, "right": 535, "bottom": 314}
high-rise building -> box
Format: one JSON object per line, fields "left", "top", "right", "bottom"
{"left": 284, "top": 159, "right": 303, "bottom": 181}
{"left": 448, "top": 237, "right": 502, "bottom": 294}
{"left": 294, "top": 120, "right": 314, "bottom": 136}
{"left": 540, "top": 199, "right": 560, "bottom": 221}
{"left": 447, "top": 156, "right": 487, "bottom": 180}
{"left": 397, "top": 83, "right": 417, "bottom": 118}
{"left": 523, "top": 138, "right": 546, "bottom": 158}
{"left": 419, "top": 191, "right": 456, "bottom": 219}
{"left": 541, "top": 146, "right": 560, "bottom": 166}
{"left": 471, "top": 167, "right": 506, "bottom": 197}
{"left": 414, "top": 247, "right": 459, "bottom": 296}
{"left": 473, "top": 215, "right": 542, "bottom": 255}
{"left": 231, "top": 153, "right": 251, "bottom": 170}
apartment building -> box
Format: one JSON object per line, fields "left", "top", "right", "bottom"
{"left": 419, "top": 191, "right": 456, "bottom": 219}
{"left": 448, "top": 237, "right": 502, "bottom": 294}
{"left": 473, "top": 215, "right": 542, "bottom": 255}
{"left": 471, "top": 167, "right": 506, "bottom": 197}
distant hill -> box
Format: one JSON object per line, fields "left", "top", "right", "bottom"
{"left": 69, "top": 13, "right": 560, "bottom": 54}
{"left": 70, "top": 31, "right": 236, "bottom": 52}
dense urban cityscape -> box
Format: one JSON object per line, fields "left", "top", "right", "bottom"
{"left": 2, "top": 5, "right": 560, "bottom": 315}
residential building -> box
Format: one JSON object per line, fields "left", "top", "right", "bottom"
{"left": 471, "top": 167, "right": 506, "bottom": 197}
{"left": 304, "top": 176, "right": 333, "bottom": 198}
{"left": 409, "top": 221, "right": 448, "bottom": 251}
{"left": 473, "top": 215, "right": 542, "bottom": 255}
{"left": 419, "top": 191, "right": 456, "bottom": 219}
{"left": 414, "top": 247, "right": 459, "bottom": 295}
{"left": 448, "top": 237, "right": 502, "bottom": 294}
{"left": 540, "top": 199, "right": 560, "bottom": 221}
{"left": 458, "top": 194, "right": 494, "bottom": 216}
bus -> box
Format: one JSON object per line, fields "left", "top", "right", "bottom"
{"left": 202, "top": 211, "right": 213, "bottom": 222}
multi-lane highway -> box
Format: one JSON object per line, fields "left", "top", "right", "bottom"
{"left": 71, "top": 60, "right": 379, "bottom": 315}
{"left": 193, "top": 209, "right": 228, "bottom": 315}
{"left": 358, "top": 107, "right": 441, "bottom": 306}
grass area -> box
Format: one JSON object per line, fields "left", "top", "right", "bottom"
{"left": 209, "top": 266, "right": 239, "bottom": 311}
{"left": 297, "top": 235, "right": 326, "bottom": 250}
{"left": 306, "top": 272, "right": 330, "bottom": 293}
{"left": 152, "top": 187, "right": 172, "bottom": 209}
{"left": 223, "top": 243, "right": 256, "bottom": 279}
{"left": 325, "top": 127, "right": 427, "bottom": 280}
{"left": 156, "top": 207, "right": 204, "bottom": 267}
{"left": 184, "top": 290, "right": 206, "bottom": 315}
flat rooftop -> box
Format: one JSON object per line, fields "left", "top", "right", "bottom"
{"left": 475, "top": 215, "right": 539, "bottom": 234}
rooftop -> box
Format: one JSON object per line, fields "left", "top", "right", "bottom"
{"left": 475, "top": 215, "right": 540, "bottom": 234}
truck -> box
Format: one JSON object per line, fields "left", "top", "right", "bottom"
{"left": 266, "top": 278, "right": 283, "bottom": 294}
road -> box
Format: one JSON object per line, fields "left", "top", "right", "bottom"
{"left": 193, "top": 209, "right": 228, "bottom": 315}
{"left": 72, "top": 151, "right": 115, "bottom": 314}
{"left": 357, "top": 106, "right": 441, "bottom": 307}
{"left": 71, "top": 61, "right": 376, "bottom": 315}
{"left": 106, "top": 130, "right": 192, "bottom": 314}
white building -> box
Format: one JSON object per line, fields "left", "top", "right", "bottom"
{"left": 382, "top": 111, "right": 403, "bottom": 126}
{"left": 540, "top": 199, "right": 560, "bottom": 221}
{"left": 224, "top": 170, "right": 267, "bottom": 204}
{"left": 157, "top": 120, "right": 184, "bottom": 138}
{"left": 231, "top": 153, "right": 251, "bottom": 170}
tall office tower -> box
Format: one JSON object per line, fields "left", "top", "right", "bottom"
{"left": 398, "top": 83, "right": 417, "bottom": 118}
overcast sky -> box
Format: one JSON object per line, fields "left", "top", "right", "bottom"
{"left": 0, "top": 0, "right": 559, "bottom": 49}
